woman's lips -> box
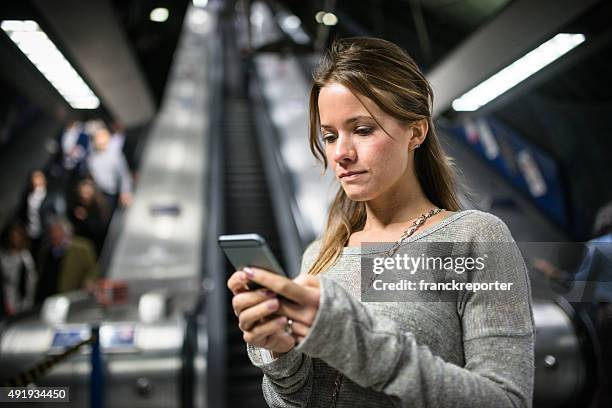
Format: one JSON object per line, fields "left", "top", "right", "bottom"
{"left": 340, "top": 171, "right": 367, "bottom": 181}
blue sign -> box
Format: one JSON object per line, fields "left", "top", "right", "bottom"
{"left": 446, "top": 116, "right": 568, "bottom": 227}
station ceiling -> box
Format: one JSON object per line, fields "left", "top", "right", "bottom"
{"left": 0, "top": 0, "right": 610, "bottom": 239}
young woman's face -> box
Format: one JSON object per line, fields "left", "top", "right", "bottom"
{"left": 319, "top": 83, "right": 414, "bottom": 201}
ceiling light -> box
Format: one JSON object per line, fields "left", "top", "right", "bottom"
{"left": 452, "top": 33, "right": 585, "bottom": 111}
{"left": 322, "top": 12, "right": 338, "bottom": 26}
{"left": 150, "top": 7, "right": 169, "bottom": 23}
{"left": 281, "top": 15, "right": 301, "bottom": 31}
{"left": 189, "top": 8, "right": 210, "bottom": 32}
{"left": 315, "top": 11, "right": 326, "bottom": 24}
{"left": 1, "top": 20, "right": 100, "bottom": 109}
{"left": 192, "top": 0, "right": 208, "bottom": 7}
{"left": 277, "top": 11, "right": 310, "bottom": 44}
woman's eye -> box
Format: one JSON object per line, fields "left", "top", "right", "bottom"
{"left": 355, "top": 127, "right": 373, "bottom": 136}
{"left": 322, "top": 134, "right": 337, "bottom": 143}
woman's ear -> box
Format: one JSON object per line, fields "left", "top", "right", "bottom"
{"left": 409, "top": 119, "right": 428, "bottom": 150}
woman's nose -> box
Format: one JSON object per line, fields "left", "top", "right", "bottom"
{"left": 332, "top": 135, "right": 356, "bottom": 163}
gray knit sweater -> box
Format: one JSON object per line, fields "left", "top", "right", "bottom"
{"left": 247, "top": 210, "right": 535, "bottom": 407}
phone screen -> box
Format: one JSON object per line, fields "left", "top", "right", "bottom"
{"left": 219, "top": 234, "right": 286, "bottom": 289}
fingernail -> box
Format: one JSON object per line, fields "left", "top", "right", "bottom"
{"left": 276, "top": 316, "right": 287, "bottom": 326}
{"left": 267, "top": 299, "right": 278, "bottom": 310}
{"left": 244, "top": 267, "right": 254, "bottom": 279}
{"left": 239, "top": 272, "right": 247, "bottom": 282}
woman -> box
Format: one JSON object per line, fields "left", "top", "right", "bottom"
{"left": 228, "top": 37, "right": 534, "bottom": 407}
{"left": 0, "top": 222, "right": 37, "bottom": 314}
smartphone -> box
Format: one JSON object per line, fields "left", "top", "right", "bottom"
{"left": 218, "top": 233, "right": 286, "bottom": 290}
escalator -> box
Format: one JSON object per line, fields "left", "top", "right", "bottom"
{"left": 220, "top": 18, "right": 286, "bottom": 408}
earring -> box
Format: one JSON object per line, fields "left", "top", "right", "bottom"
{"left": 414, "top": 144, "right": 420, "bottom": 149}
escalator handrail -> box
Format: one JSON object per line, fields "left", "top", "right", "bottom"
{"left": 246, "top": 57, "right": 313, "bottom": 278}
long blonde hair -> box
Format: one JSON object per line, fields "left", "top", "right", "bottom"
{"left": 306, "top": 37, "right": 462, "bottom": 276}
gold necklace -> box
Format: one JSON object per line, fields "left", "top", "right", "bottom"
{"left": 385, "top": 208, "right": 446, "bottom": 257}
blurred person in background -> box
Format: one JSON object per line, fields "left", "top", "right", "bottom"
{"left": 35, "top": 216, "right": 97, "bottom": 305}
{"left": 535, "top": 201, "right": 612, "bottom": 303}
{"left": 0, "top": 279, "right": 6, "bottom": 319}
{"left": 573, "top": 202, "right": 612, "bottom": 303}
{"left": 109, "top": 121, "right": 126, "bottom": 155}
{"left": 86, "top": 120, "right": 133, "bottom": 212}
{"left": 68, "top": 179, "right": 110, "bottom": 255}
{"left": 591, "top": 202, "right": 612, "bottom": 246}
{"left": 60, "top": 119, "right": 90, "bottom": 180}
{"left": 0, "top": 222, "right": 37, "bottom": 315}
{"left": 17, "top": 169, "right": 66, "bottom": 256}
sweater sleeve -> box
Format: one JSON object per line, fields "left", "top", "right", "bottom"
{"left": 295, "top": 217, "right": 535, "bottom": 408}
{"left": 246, "top": 239, "right": 322, "bottom": 407}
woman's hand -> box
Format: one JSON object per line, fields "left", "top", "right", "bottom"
{"left": 241, "top": 267, "right": 321, "bottom": 344}
{"left": 227, "top": 270, "right": 296, "bottom": 354}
